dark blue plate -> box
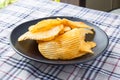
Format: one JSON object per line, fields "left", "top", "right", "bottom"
{"left": 10, "top": 16, "right": 109, "bottom": 65}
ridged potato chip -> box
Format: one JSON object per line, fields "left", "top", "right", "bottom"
{"left": 18, "top": 25, "right": 64, "bottom": 41}
{"left": 29, "top": 19, "right": 62, "bottom": 33}
{"left": 38, "top": 28, "right": 81, "bottom": 60}
{"left": 62, "top": 18, "right": 93, "bottom": 29}
{"left": 38, "top": 28, "right": 96, "bottom": 60}
{"left": 77, "top": 28, "right": 95, "bottom": 53}
{"left": 59, "top": 26, "right": 71, "bottom": 34}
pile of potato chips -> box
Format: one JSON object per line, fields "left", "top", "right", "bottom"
{"left": 18, "top": 18, "right": 96, "bottom": 60}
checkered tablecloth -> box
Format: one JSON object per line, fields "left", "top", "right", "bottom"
{"left": 0, "top": 0, "right": 120, "bottom": 80}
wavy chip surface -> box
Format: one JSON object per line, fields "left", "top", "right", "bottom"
{"left": 38, "top": 28, "right": 96, "bottom": 60}
{"left": 18, "top": 25, "right": 63, "bottom": 41}
{"left": 18, "top": 18, "right": 96, "bottom": 60}
{"left": 29, "top": 19, "right": 62, "bottom": 33}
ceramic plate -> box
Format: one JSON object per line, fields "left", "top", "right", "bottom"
{"left": 10, "top": 16, "right": 109, "bottom": 65}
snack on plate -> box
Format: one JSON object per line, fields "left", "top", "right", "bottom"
{"left": 18, "top": 18, "right": 96, "bottom": 60}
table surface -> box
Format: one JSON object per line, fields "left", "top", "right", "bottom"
{"left": 0, "top": 0, "right": 120, "bottom": 80}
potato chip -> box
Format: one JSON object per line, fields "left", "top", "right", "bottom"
{"left": 62, "top": 18, "right": 93, "bottom": 29}
{"left": 63, "top": 26, "right": 71, "bottom": 32}
{"left": 59, "top": 26, "right": 71, "bottom": 34}
{"left": 38, "top": 28, "right": 81, "bottom": 60}
{"left": 79, "top": 41, "right": 96, "bottom": 53}
{"left": 78, "top": 28, "right": 96, "bottom": 53}
{"left": 18, "top": 25, "right": 64, "bottom": 41}
{"left": 29, "top": 19, "right": 62, "bottom": 33}
{"left": 38, "top": 28, "right": 96, "bottom": 60}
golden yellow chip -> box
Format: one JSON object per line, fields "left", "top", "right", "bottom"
{"left": 79, "top": 41, "right": 96, "bottom": 54}
{"left": 62, "top": 18, "right": 93, "bottom": 29}
{"left": 59, "top": 26, "right": 71, "bottom": 34}
{"left": 77, "top": 28, "right": 96, "bottom": 53}
{"left": 38, "top": 28, "right": 81, "bottom": 60}
{"left": 38, "top": 28, "right": 96, "bottom": 60}
{"left": 18, "top": 25, "right": 64, "bottom": 41}
{"left": 29, "top": 19, "right": 62, "bottom": 33}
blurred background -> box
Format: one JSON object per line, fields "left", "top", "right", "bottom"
{"left": 0, "top": 0, "right": 120, "bottom": 14}
{"left": 58, "top": 0, "right": 120, "bottom": 12}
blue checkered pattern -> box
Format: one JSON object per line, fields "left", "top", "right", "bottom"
{"left": 0, "top": 0, "right": 120, "bottom": 80}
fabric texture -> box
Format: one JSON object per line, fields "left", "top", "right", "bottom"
{"left": 0, "top": 0, "right": 120, "bottom": 80}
